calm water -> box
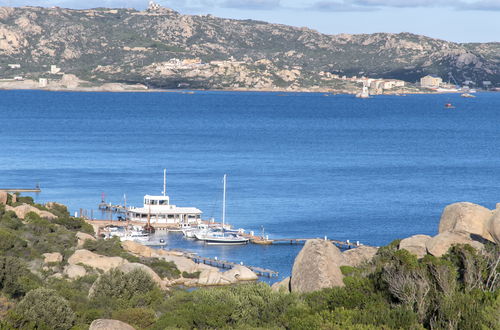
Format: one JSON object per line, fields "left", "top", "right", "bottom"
{"left": 1, "top": 90, "right": 499, "bottom": 279}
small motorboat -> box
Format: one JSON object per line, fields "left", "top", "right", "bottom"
{"left": 461, "top": 93, "right": 475, "bottom": 98}
{"left": 444, "top": 103, "right": 455, "bottom": 109}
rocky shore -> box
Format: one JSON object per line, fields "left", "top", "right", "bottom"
{"left": 274, "top": 201, "right": 499, "bottom": 294}
{"left": 0, "top": 192, "right": 498, "bottom": 329}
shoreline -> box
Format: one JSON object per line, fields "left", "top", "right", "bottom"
{"left": 0, "top": 85, "right": 482, "bottom": 95}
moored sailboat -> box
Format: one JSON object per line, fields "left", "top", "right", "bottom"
{"left": 195, "top": 174, "right": 249, "bottom": 245}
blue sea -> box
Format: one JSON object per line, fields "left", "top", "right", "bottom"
{"left": 1, "top": 90, "right": 499, "bottom": 279}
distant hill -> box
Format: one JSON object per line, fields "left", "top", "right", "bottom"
{"left": 0, "top": 5, "right": 498, "bottom": 90}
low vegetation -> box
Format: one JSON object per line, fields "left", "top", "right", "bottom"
{"left": 0, "top": 197, "right": 498, "bottom": 329}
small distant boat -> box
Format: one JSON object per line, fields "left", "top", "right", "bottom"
{"left": 444, "top": 103, "right": 455, "bottom": 109}
{"left": 461, "top": 93, "right": 475, "bottom": 98}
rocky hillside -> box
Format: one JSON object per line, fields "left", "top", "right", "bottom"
{"left": 0, "top": 5, "right": 498, "bottom": 90}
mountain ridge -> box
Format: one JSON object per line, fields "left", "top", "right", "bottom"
{"left": 0, "top": 5, "right": 498, "bottom": 90}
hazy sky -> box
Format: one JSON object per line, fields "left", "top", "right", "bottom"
{"left": 1, "top": 0, "right": 499, "bottom": 42}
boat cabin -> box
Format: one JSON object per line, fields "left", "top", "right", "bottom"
{"left": 127, "top": 194, "right": 202, "bottom": 224}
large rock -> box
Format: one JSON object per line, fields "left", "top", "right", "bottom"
{"left": 223, "top": 265, "right": 258, "bottom": 282}
{"left": 197, "top": 269, "right": 233, "bottom": 286}
{"left": 5, "top": 203, "right": 57, "bottom": 220}
{"left": 426, "top": 232, "right": 484, "bottom": 257}
{"left": 271, "top": 277, "right": 290, "bottom": 293}
{"left": 438, "top": 202, "right": 493, "bottom": 241}
{"left": 121, "top": 240, "right": 154, "bottom": 258}
{"left": 158, "top": 254, "right": 199, "bottom": 273}
{"left": 0, "top": 191, "right": 7, "bottom": 205}
{"left": 63, "top": 264, "right": 87, "bottom": 279}
{"left": 342, "top": 246, "right": 379, "bottom": 266}
{"left": 67, "top": 249, "right": 128, "bottom": 272}
{"left": 487, "top": 211, "right": 500, "bottom": 244}
{"left": 42, "top": 252, "right": 63, "bottom": 264}
{"left": 89, "top": 319, "right": 135, "bottom": 330}
{"left": 76, "top": 231, "right": 96, "bottom": 248}
{"left": 290, "top": 239, "right": 345, "bottom": 293}
{"left": 399, "top": 234, "right": 432, "bottom": 258}
{"left": 117, "top": 263, "right": 165, "bottom": 289}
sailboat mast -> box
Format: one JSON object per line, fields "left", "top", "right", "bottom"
{"left": 222, "top": 174, "right": 226, "bottom": 228}
{"left": 163, "top": 168, "right": 166, "bottom": 196}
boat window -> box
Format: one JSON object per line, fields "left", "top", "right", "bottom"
{"left": 167, "top": 215, "right": 174, "bottom": 218}
{"left": 159, "top": 200, "right": 167, "bottom": 205}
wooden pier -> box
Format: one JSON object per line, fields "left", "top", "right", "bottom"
{"left": 98, "top": 202, "right": 127, "bottom": 213}
{"left": 185, "top": 254, "right": 279, "bottom": 278}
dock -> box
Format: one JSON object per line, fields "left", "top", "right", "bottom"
{"left": 0, "top": 187, "right": 41, "bottom": 193}
{"left": 98, "top": 202, "right": 127, "bottom": 213}
{"left": 184, "top": 254, "right": 279, "bottom": 278}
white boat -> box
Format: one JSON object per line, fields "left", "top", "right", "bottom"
{"left": 461, "top": 93, "right": 475, "bottom": 98}
{"left": 183, "top": 223, "right": 209, "bottom": 238}
{"left": 195, "top": 174, "right": 249, "bottom": 245}
{"left": 126, "top": 169, "right": 203, "bottom": 225}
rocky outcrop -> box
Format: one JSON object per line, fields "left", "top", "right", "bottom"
{"left": 399, "top": 234, "right": 432, "bottom": 258}
{"left": 223, "top": 265, "right": 258, "bottom": 282}
{"left": 89, "top": 319, "right": 135, "bottom": 330}
{"left": 117, "top": 263, "right": 166, "bottom": 289}
{"left": 63, "top": 264, "right": 87, "bottom": 279}
{"left": 42, "top": 252, "right": 63, "bottom": 264}
{"left": 76, "top": 231, "right": 96, "bottom": 248}
{"left": 290, "top": 239, "right": 345, "bottom": 293}
{"left": 342, "top": 246, "right": 379, "bottom": 266}
{"left": 271, "top": 277, "right": 290, "bottom": 293}
{"left": 487, "top": 211, "right": 500, "bottom": 244}
{"left": 438, "top": 202, "right": 493, "bottom": 242}
{"left": 426, "top": 232, "right": 484, "bottom": 257}
{"left": 0, "top": 191, "right": 7, "bottom": 205}
{"left": 67, "top": 249, "right": 128, "bottom": 272}
{"left": 121, "top": 240, "right": 154, "bottom": 258}
{"left": 5, "top": 203, "right": 56, "bottom": 220}
{"left": 197, "top": 269, "right": 233, "bottom": 286}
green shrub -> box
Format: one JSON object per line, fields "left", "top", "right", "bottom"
{"left": 0, "top": 256, "right": 40, "bottom": 298}
{"left": 181, "top": 271, "right": 200, "bottom": 279}
{"left": 142, "top": 258, "right": 181, "bottom": 279}
{"left": 90, "top": 269, "right": 157, "bottom": 304}
{"left": 0, "top": 211, "right": 23, "bottom": 230}
{"left": 0, "top": 228, "right": 27, "bottom": 253}
{"left": 112, "top": 307, "right": 157, "bottom": 329}
{"left": 10, "top": 288, "right": 75, "bottom": 330}
{"left": 53, "top": 216, "right": 94, "bottom": 234}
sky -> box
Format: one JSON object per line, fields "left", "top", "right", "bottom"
{"left": 1, "top": 0, "right": 499, "bottom": 42}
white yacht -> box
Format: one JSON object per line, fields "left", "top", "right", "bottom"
{"left": 126, "top": 170, "right": 203, "bottom": 225}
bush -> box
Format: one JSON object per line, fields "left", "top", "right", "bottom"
{"left": 112, "top": 307, "right": 157, "bottom": 329}
{"left": 142, "top": 258, "right": 181, "bottom": 279}
{"left": 53, "top": 217, "right": 94, "bottom": 235}
{"left": 0, "top": 211, "right": 23, "bottom": 230}
{"left": 0, "top": 256, "right": 40, "bottom": 298}
{"left": 154, "top": 282, "right": 300, "bottom": 329}
{"left": 90, "top": 269, "right": 157, "bottom": 304}
{"left": 10, "top": 288, "right": 75, "bottom": 330}
{"left": 0, "top": 228, "right": 27, "bottom": 253}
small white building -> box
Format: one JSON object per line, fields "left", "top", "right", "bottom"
{"left": 39, "top": 78, "right": 48, "bottom": 87}
{"left": 13, "top": 76, "right": 23, "bottom": 81}
{"left": 50, "top": 65, "right": 61, "bottom": 74}
{"left": 8, "top": 64, "right": 21, "bottom": 69}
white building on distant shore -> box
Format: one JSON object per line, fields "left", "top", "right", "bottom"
{"left": 420, "top": 75, "right": 442, "bottom": 88}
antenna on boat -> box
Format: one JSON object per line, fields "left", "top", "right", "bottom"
{"left": 162, "top": 168, "right": 166, "bottom": 196}
{"left": 222, "top": 174, "right": 226, "bottom": 230}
